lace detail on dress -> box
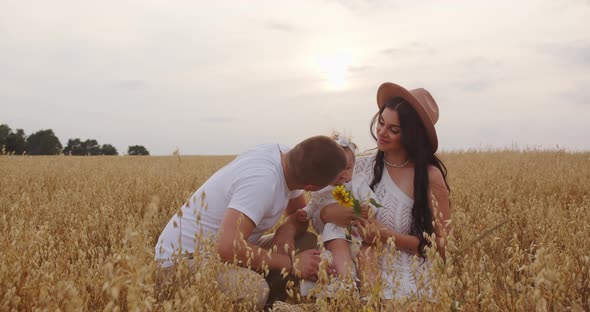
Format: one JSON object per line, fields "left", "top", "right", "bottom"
{"left": 355, "top": 156, "right": 413, "bottom": 234}
{"left": 354, "top": 156, "right": 375, "bottom": 181}
{"left": 354, "top": 155, "right": 430, "bottom": 299}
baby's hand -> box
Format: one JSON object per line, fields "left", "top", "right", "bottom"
{"left": 296, "top": 209, "right": 309, "bottom": 222}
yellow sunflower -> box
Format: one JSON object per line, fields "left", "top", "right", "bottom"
{"left": 332, "top": 185, "right": 354, "bottom": 207}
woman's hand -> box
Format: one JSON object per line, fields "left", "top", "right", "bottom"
{"left": 355, "top": 219, "right": 421, "bottom": 254}
{"left": 360, "top": 202, "right": 372, "bottom": 220}
{"left": 319, "top": 203, "right": 356, "bottom": 227}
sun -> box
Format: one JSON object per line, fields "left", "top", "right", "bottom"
{"left": 315, "top": 53, "right": 352, "bottom": 91}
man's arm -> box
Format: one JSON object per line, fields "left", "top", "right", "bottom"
{"left": 217, "top": 208, "right": 291, "bottom": 272}
{"left": 217, "top": 208, "right": 320, "bottom": 280}
{"left": 271, "top": 194, "right": 308, "bottom": 255}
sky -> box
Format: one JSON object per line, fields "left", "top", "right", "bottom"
{"left": 1, "top": 0, "right": 589, "bottom": 155}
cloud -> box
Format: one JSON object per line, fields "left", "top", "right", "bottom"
{"left": 347, "top": 65, "right": 372, "bottom": 73}
{"left": 112, "top": 80, "right": 151, "bottom": 91}
{"left": 461, "top": 57, "right": 503, "bottom": 68}
{"left": 200, "top": 117, "right": 236, "bottom": 123}
{"left": 538, "top": 41, "right": 590, "bottom": 67}
{"left": 2, "top": 1, "right": 589, "bottom": 154}
{"left": 326, "top": 0, "right": 398, "bottom": 11}
{"left": 457, "top": 78, "right": 493, "bottom": 92}
{"left": 264, "top": 20, "right": 297, "bottom": 33}
{"left": 560, "top": 84, "right": 590, "bottom": 106}
{"left": 380, "top": 42, "right": 436, "bottom": 57}
{"left": 563, "top": 0, "right": 590, "bottom": 6}
{"left": 449, "top": 57, "right": 505, "bottom": 92}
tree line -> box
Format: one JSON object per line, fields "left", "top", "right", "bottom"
{"left": 0, "top": 124, "right": 150, "bottom": 156}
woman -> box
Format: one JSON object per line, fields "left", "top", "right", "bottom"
{"left": 316, "top": 82, "right": 451, "bottom": 300}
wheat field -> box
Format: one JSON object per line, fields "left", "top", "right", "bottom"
{"left": 1, "top": 152, "right": 589, "bottom": 311}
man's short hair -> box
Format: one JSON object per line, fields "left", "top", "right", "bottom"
{"left": 287, "top": 135, "right": 347, "bottom": 187}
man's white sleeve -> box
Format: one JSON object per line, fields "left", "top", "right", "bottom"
{"left": 227, "top": 173, "right": 276, "bottom": 226}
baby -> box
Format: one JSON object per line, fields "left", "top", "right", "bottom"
{"left": 296, "top": 134, "right": 378, "bottom": 296}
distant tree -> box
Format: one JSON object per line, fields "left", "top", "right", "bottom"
{"left": 6, "top": 129, "right": 26, "bottom": 154}
{"left": 128, "top": 145, "right": 149, "bottom": 156}
{"left": 101, "top": 144, "right": 118, "bottom": 155}
{"left": 0, "top": 124, "right": 11, "bottom": 153}
{"left": 0, "top": 125, "right": 26, "bottom": 154}
{"left": 85, "top": 139, "right": 101, "bottom": 155}
{"left": 64, "top": 138, "right": 112, "bottom": 155}
{"left": 25, "top": 129, "right": 62, "bottom": 155}
{"left": 2, "top": 124, "right": 123, "bottom": 156}
{"left": 63, "top": 138, "right": 85, "bottom": 155}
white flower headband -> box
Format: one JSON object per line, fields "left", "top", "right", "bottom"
{"left": 335, "top": 134, "right": 357, "bottom": 154}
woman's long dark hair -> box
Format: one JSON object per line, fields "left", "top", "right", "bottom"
{"left": 369, "top": 96, "right": 450, "bottom": 256}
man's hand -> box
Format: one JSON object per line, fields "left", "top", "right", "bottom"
{"left": 296, "top": 209, "right": 309, "bottom": 222}
{"left": 292, "top": 249, "right": 321, "bottom": 281}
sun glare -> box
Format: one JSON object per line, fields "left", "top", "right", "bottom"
{"left": 315, "top": 53, "right": 352, "bottom": 91}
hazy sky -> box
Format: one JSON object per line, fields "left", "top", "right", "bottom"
{"left": 1, "top": 0, "right": 589, "bottom": 155}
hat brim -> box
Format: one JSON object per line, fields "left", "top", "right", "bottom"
{"left": 376, "top": 82, "right": 438, "bottom": 152}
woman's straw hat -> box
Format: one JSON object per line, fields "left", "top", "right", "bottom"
{"left": 376, "top": 82, "right": 440, "bottom": 152}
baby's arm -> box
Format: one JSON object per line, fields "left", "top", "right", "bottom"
{"left": 296, "top": 208, "right": 309, "bottom": 222}
{"left": 307, "top": 186, "right": 341, "bottom": 233}
{"left": 296, "top": 189, "right": 329, "bottom": 222}
{"left": 353, "top": 174, "right": 379, "bottom": 220}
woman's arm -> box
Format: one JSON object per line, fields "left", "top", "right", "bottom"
{"left": 318, "top": 202, "right": 356, "bottom": 227}
{"left": 355, "top": 218, "right": 421, "bottom": 255}
{"left": 355, "top": 169, "right": 450, "bottom": 257}
{"left": 428, "top": 166, "right": 451, "bottom": 258}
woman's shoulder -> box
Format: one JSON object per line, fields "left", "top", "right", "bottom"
{"left": 354, "top": 155, "right": 375, "bottom": 176}
{"left": 357, "top": 149, "right": 377, "bottom": 159}
{"left": 355, "top": 154, "right": 376, "bottom": 167}
{"left": 356, "top": 154, "right": 375, "bottom": 161}
{"left": 427, "top": 165, "right": 445, "bottom": 187}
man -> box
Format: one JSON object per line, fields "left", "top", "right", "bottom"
{"left": 155, "top": 135, "right": 348, "bottom": 309}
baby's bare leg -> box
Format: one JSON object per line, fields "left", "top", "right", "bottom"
{"left": 357, "top": 244, "right": 379, "bottom": 294}
{"left": 324, "top": 238, "right": 355, "bottom": 279}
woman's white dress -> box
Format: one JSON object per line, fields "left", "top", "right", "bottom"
{"left": 352, "top": 155, "right": 431, "bottom": 300}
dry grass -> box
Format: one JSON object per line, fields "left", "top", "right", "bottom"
{"left": 0, "top": 151, "right": 589, "bottom": 311}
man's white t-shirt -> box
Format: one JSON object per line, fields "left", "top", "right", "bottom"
{"left": 155, "top": 144, "right": 303, "bottom": 267}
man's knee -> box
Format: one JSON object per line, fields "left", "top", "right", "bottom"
{"left": 217, "top": 267, "right": 269, "bottom": 311}
{"left": 256, "top": 278, "right": 270, "bottom": 310}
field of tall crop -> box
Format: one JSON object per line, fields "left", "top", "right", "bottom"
{"left": 1, "top": 151, "right": 589, "bottom": 311}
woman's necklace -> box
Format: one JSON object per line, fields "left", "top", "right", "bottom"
{"left": 384, "top": 158, "right": 409, "bottom": 168}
